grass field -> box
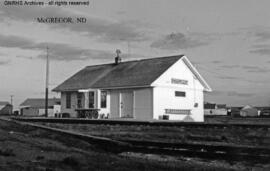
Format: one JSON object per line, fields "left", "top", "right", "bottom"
{"left": 1, "top": 119, "right": 253, "bottom": 171}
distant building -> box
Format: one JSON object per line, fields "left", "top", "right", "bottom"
{"left": 256, "top": 106, "right": 270, "bottom": 117}
{"left": 53, "top": 55, "right": 212, "bottom": 121}
{"left": 230, "top": 106, "right": 243, "bottom": 117}
{"left": 240, "top": 105, "right": 259, "bottom": 117}
{"left": 204, "top": 102, "right": 227, "bottom": 115}
{"left": 0, "top": 101, "right": 13, "bottom": 115}
{"left": 20, "top": 98, "right": 61, "bottom": 117}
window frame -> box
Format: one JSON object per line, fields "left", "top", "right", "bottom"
{"left": 175, "top": 91, "right": 186, "bottom": 97}
{"left": 88, "top": 91, "right": 95, "bottom": 108}
{"left": 66, "top": 92, "right": 71, "bottom": 109}
{"left": 100, "top": 91, "right": 107, "bottom": 108}
{"left": 77, "top": 93, "right": 83, "bottom": 109}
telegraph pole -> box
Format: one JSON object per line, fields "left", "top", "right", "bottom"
{"left": 45, "top": 46, "right": 49, "bottom": 117}
{"left": 10, "top": 95, "right": 13, "bottom": 115}
{"left": 10, "top": 95, "right": 13, "bottom": 106}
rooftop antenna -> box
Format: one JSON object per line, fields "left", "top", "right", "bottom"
{"left": 45, "top": 46, "right": 49, "bottom": 117}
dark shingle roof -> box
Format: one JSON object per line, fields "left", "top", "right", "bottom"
{"left": 0, "top": 101, "right": 9, "bottom": 106}
{"left": 20, "top": 98, "right": 60, "bottom": 108}
{"left": 53, "top": 55, "right": 184, "bottom": 91}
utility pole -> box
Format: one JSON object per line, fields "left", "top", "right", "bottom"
{"left": 10, "top": 95, "right": 13, "bottom": 106}
{"left": 10, "top": 95, "right": 13, "bottom": 115}
{"left": 45, "top": 46, "right": 49, "bottom": 117}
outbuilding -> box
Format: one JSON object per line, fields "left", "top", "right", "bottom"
{"left": 0, "top": 101, "right": 13, "bottom": 115}
{"left": 204, "top": 102, "right": 227, "bottom": 116}
{"left": 20, "top": 98, "right": 61, "bottom": 117}
{"left": 240, "top": 105, "right": 259, "bottom": 117}
{"left": 53, "top": 54, "right": 212, "bottom": 122}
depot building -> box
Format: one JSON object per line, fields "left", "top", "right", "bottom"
{"left": 53, "top": 54, "right": 212, "bottom": 122}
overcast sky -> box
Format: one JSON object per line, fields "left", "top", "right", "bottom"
{"left": 0, "top": 0, "right": 270, "bottom": 109}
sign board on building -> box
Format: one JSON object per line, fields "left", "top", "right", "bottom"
{"left": 171, "top": 78, "right": 188, "bottom": 85}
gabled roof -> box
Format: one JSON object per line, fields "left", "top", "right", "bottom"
{"left": 181, "top": 56, "right": 212, "bottom": 92}
{"left": 217, "top": 104, "right": 226, "bottom": 109}
{"left": 53, "top": 55, "right": 184, "bottom": 91}
{"left": 20, "top": 98, "right": 60, "bottom": 108}
{"left": 241, "top": 105, "right": 257, "bottom": 110}
{"left": 0, "top": 101, "right": 10, "bottom": 106}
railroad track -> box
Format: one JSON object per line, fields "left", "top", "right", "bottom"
{"left": 121, "top": 140, "right": 270, "bottom": 164}
{"left": 3, "top": 117, "right": 270, "bottom": 164}
{"left": 11, "top": 117, "right": 270, "bottom": 129}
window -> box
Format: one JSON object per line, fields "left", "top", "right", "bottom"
{"left": 77, "top": 93, "right": 83, "bottom": 108}
{"left": 100, "top": 91, "right": 107, "bottom": 108}
{"left": 175, "top": 91, "right": 186, "bottom": 97}
{"left": 66, "top": 92, "right": 71, "bottom": 109}
{"left": 89, "top": 92, "right": 95, "bottom": 108}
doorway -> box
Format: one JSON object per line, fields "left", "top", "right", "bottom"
{"left": 120, "top": 91, "right": 134, "bottom": 118}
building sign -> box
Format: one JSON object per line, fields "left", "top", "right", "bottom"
{"left": 171, "top": 78, "right": 188, "bottom": 85}
{"left": 165, "top": 109, "right": 191, "bottom": 115}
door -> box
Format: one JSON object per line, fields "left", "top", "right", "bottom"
{"left": 120, "top": 91, "right": 134, "bottom": 118}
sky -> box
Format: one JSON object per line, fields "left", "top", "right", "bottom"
{"left": 0, "top": 0, "right": 270, "bottom": 109}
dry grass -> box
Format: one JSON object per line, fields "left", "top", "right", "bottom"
{"left": 0, "top": 120, "right": 242, "bottom": 171}
{"left": 41, "top": 122, "right": 270, "bottom": 147}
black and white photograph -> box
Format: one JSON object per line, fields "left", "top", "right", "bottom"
{"left": 0, "top": 0, "right": 270, "bottom": 170}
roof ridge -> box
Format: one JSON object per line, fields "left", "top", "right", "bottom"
{"left": 53, "top": 54, "right": 185, "bottom": 91}
{"left": 25, "top": 98, "right": 60, "bottom": 100}
{"left": 85, "top": 54, "right": 184, "bottom": 68}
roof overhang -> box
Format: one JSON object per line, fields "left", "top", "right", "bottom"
{"left": 94, "top": 85, "right": 151, "bottom": 90}
{"left": 181, "top": 56, "right": 212, "bottom": 92}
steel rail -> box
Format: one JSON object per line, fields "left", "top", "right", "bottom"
{"left": 12, "top": 117, "right": 270, "bottom": 129}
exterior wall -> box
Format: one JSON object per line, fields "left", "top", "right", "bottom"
{"left": 204, "top": 109, "right": 227, "bottom": 115}
{"left": 152, "top": 59, "right": 205, "bottom": 122}
{"left": 61, "top": 92, "right": 78, "bottom": 117}
{"left": 240, "top": 109, "right": 258, "bottom": 117}
{"left": 109, "top": 88, "right": 153, "bottom": 120}
{"left": 110, "top": 90, "right": 120, "bottom": 118}
{"left": 38, "top": 108, "right": 55, "bottom": 117}
{"left": 134, "top": 88, "right": 153, "bottom": 120}
{"left": 153, "top": 87, "right": 203, "bottom": 121}
{"left": 21, "top": 108, "right": 39, "bottom": 116}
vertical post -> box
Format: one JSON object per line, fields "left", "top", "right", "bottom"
{"left": 127, "top": 41, "right": 130, "bottom": 58}
{"left": 10, "top": 95, "right": 13, "bottom": 115}
{"left": 45, "top": 46, "right": 49, "bottom": 117}
{"left": 84, "top": 92, "right": 89, "bottom": 109}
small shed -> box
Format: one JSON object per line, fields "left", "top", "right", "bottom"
{"left": 0, "top": 101, "right": 13, "bottom": 115}
{"left": 240, "top": 105, "right": 259, "bottom": 117}
{"left": 20, "top": 98, "right": 61, "bottom": 117}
